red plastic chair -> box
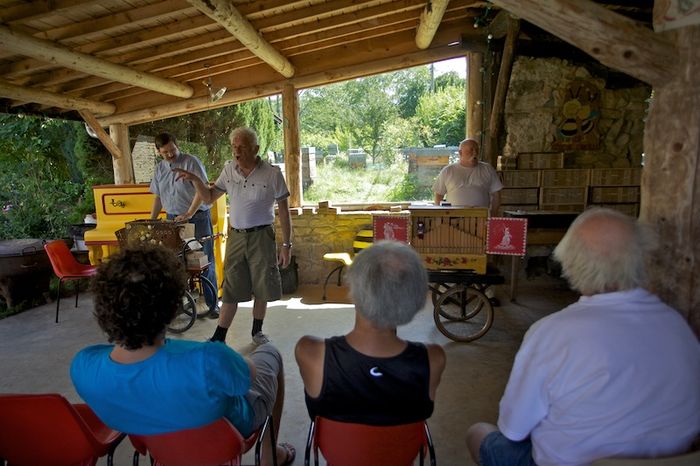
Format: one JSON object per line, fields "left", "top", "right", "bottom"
{"left": 130, "top": 415, "right": 276, "bottom": 466}
{"left": 304, "top": 417, "right": 436, "bottom": 466}
{"left": 43, "top": 240, "right": 97, "bottom": 323}
{"left": 0, "top": 393, "right": 125, "bottom": 466}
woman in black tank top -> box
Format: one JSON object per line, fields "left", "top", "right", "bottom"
{"left": 295, "top": 241, "right": 446, "bottom": 426}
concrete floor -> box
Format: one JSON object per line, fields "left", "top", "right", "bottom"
{"left": 0, "top": 275, "right": 577, "bottom": 465}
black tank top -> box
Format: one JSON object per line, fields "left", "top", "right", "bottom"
{"left": 304, "top": 336, "right": 434, "bottom": 425}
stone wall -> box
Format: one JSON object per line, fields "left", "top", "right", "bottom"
{"left": 503, "top": 57, "right": 650, "bottom": 168}
{"left": 274, "top": 206, "right": 383, "bottom": 285}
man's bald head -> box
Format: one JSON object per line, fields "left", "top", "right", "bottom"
{"left": 554, "top": 208, "right": 657, "bottom": 295}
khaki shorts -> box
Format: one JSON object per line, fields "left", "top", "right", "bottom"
{"left": 244, "top": 343, "right": 283, "bottom": 430}
{"left": 222, "top": 226, "right": 282, "bottom": 303}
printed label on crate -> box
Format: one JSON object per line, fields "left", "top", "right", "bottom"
{"left": 486, "top": 218, "right": 528, "bottom": 256}
{"left": 372, "top": 215, "right": 410, "bottom": 243}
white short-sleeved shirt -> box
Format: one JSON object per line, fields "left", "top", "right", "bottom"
{"left": 432, "top": 162, "right": 503, "bottom": 207}
{"left": 498, "top": 288, "right": 700, "bottom": 466}
{"left": 214, "top": 158, "right": 289, "bottom": 229}
{"left": 149, "top": 152, "right": 210, "bottom": 215}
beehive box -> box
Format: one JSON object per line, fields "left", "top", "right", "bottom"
{"left": 589, "top": 187, "right": 640, "bottom": 203}
{"left": 497, "top": 156, "right": 518, "bottom": 170}
{"left": 589, "top": 168, "right": 642, "bottom": 186}
{"left": 540, "top": 187, "right": 588, "bottom": 205}
{"left": 501, "top": 188, "right": 539, "bottom": 204}
{"left": 517, "top": 152, "right": 565, "bottom": 169}
{"left": 499, "top": 170, "right": 541, "bottom": 188}
{"left": 408, "top": 206, "right": 488, "bottom": 273}
{"left": 541, "top": 169, "right": 590, "bottom": 187}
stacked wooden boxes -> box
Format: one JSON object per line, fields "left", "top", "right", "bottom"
{"left": 499, "top": 170, "right": 541, "bottom": 213}
{"left": 588, "top": 168, "right": 642, "bottom": 216}
{"left": 539, "top": 169, "right": 590, "bottom": 212}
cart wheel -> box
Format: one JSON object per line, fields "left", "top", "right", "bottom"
{"left": 189, "top": 275, "right": 217, "bottom": 318}
{"left": 433, "top": 285, "right": 494, "bottom": 342}
{"left": 167, "top": 291, "right": 196, "bottom": 334}
{"left": 430, "top": 283, "right": 455, "bottom": 307}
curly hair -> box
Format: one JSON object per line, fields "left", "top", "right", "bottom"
{"left": 91, "top": 245, "right": 187, "bottom": 350}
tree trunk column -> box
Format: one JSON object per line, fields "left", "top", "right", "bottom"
{"left": 467, "top": 52, "right": 484, "bottom": 144}
{"left": 641, "top": 25, "right": 700, "bottom": 336}
{"left": 110, "top": 124, "right": 134, "bottom": 184}
{"left": 282, "top": 83, "right": 302, "bottom": 208}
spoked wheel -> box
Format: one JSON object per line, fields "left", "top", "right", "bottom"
{"left": 430, "top": 283, "right": 455, "bottom": 307}
{"left": 189, "top": 275, "right": 217, "bottom": 318}
{"left": 167, "top": 291, "right": 197, "bottom": 334}
{"left": 433, "top": 284, "right": 494, "bottom": 342}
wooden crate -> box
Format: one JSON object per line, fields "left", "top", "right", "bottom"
{"left": 539, "top": 187, "right": 588, "bottom": 205}
{"left": 539, "top": 204, "right": 586, "bottom": 213}
{"left": 499, "top": 170, "right": 541, "bottom": 188}
{"left": 497, "top": 156, "right": 518, "bottom": 170}
{"left": 541, "top": 169, "right": 590, "bottom": 187}
{"left": 589, "top": 168, "right": 642, "bottom": 186}
{"left": 501, "top": 188, "right": 539, "bottom": 204}
{"left": 408, "top": 206, "right": 488, "bottom": 273}
{"left": 589, "top": 187, "right": 640, "bottom": 203}
{"left": 517, "top": 152, "right": 564, "bottom": 169}
{"left": 591, "top": 203, "right": 640, "bottom": 217}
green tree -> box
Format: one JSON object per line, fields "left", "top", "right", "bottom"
{"left": 414, "top": 85, "right": 466, "bottom": 146}
{"left": 393, "top": 66, "right": 431, "bottom": 118}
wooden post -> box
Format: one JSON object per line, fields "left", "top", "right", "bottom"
{"left": 282, "top": 83, "right": 302, "bottom": 208}
{"left": 109, "top": 124, "right": 134, "bottom": 184}
{"left": 486, "top": 17, "right": 520, "bottom": 166}
{"left": 641, "top": 25, "right": 700, "bottom": 337}
{"left": 467, "top": 52, "right": 484, "bottom": 144}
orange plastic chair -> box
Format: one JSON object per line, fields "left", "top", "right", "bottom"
{"left": 0, "top": 393, "right": 125, "bottom": 466}
{"left": 304, "top": 417, "right": 436, "bottom": 466}
{"left": 130, "top": 415, "right": 276, "bottom": 466}
{"left": 43, "top": 240, "right": 97, "bottom": 323}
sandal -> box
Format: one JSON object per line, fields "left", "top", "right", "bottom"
{"left": 278, "top": 442, "right": 296, "bottom": 466}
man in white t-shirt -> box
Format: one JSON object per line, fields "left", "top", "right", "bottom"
{"left": 432, "top": 138, "right": 503, "bottom": 216}
{"left": 465, "top": 208, "right": 700, "bottom": 466}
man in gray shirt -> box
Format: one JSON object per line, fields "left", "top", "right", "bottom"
{"left": 149, "top": 132, "right": 218, "bottom": 317}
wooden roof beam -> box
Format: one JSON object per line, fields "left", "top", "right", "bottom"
{"left": 416, "top": 0, "right": 451, "bottom": 49}
{"left": 0, "top": 79, "right": 115, "bottom": 115}
{"left": 187, "top": 0, "right": 295, "bottom": 78}
{"left": 0, "top": 25, "right": 194, "bottom": 98}
{"left": 78, "top": 110, "right": 123, "bottom": 160}
{"left": 488, "top": 0, "right": 677, "bottom": 86}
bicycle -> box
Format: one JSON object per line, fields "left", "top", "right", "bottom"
{"left": 167, "top": 233, "right": 222, "bottom": 334}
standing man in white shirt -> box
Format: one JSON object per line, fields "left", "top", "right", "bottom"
{"left": 150, "top": 132, "right": 218, "bottom": 317}
{"left": 174, "top": 127, "right": 292, "bottom": 345}
{"left": 433, "top": 138, "right": 503, "bottom": 216}
{"left": 465, "top": 208, "right": 700, "bottom": 466}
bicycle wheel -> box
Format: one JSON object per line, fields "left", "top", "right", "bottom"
{"left": 189, "top": 275, "right": 217, "bottom": 318}
{"left": 167, "top": 291, "right": 196, "bottom": 334}
{"left": 433, "top": 285, "right": 494, "bottom": 342}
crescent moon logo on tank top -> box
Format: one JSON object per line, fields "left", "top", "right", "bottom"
{"left": 369, "top": 366, "right": 383, "bottom": 377}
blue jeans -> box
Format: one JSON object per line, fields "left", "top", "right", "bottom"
{"left": 168, "top": 210, "right": 219, "bottom": 309}
{"left": 480, "top": 431, "right": 536, "bottom": 466}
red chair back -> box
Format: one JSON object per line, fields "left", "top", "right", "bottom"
{"left": 311, "top": 417, "right": 434, "bottom": 466}
{"left": 129, "top": 418, "right": 248, "bottom": 466}
{"left": 0, "top": 393, "right": 120, "bottom": 466}
{"left": 44, "top": 240, "right": 96, "bottom": 278}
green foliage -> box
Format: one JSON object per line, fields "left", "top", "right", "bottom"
{"left": 414, "top": 85, "right": 466, "bottom": 146}
{"left": 386, "top": 172, "right": 434, "bottom": 202}
{"left": 305, "top": 160, "right": 410, "bottom": 203}
{"left": 393, "top": 67, "right": 431, "bottom": 118}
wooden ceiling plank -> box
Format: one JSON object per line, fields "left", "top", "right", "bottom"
{"left": 0, "top": 78, "right": 115, "bottom": 115}
{"left": 0, "top": 25, "right": 194, "bottom": 98}
{"left": 416, "top": 0, "right": 451, "bottom": 49}
{"left": 34, "top": 0, "right": 196, "bottom": 42}
{"left": 78, "top": 109, "right": 124, "bottom": 160}
{"left": 1, "top": 0, "right": 94, "bottom": 24}
{"left": 488, "top": 0, "right": 676, "bottom": 86}
{"left": 187, "top": 0, "right": 295, "bottom": 78}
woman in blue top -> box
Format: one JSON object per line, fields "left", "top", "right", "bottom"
{"left": 70, "top": 245, "right": 295, "bottom": 466}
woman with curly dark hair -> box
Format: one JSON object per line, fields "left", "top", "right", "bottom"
{"left": 70, "top": 245, "right": 295, "bottom": 466}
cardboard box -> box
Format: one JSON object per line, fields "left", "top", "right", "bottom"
{"left": 186, "top": 250, "right": 209, "bottom": 269}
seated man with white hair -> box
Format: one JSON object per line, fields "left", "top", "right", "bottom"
{"left": 295, "top": 240, "right": 446, "bottom": 425}
{"left": 466, "top": 207, "right": 700, "bottom": 466}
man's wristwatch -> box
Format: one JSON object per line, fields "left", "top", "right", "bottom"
{"left": 282, "top": 242, "right": 293, "bottom": 249}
